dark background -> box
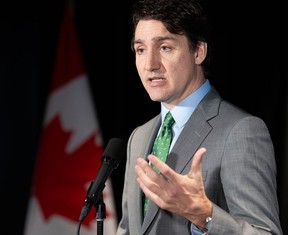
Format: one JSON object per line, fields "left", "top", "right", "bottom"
{"left": 0, "top": 0, "right": 287, "bottom": 234}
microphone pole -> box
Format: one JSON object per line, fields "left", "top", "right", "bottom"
{"left": 96, "top": 193, "right": 105, "bottom": 235}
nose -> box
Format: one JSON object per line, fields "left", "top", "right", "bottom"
{"left": 144, "top": 49, "right": 161, "bottom": 72}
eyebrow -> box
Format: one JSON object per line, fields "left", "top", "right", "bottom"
{"left": 133, "top": 36, "right": 178, "bottom": 46}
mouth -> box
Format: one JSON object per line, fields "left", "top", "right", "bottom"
{"left": 148, "top": 76, "right": 165, "bottom": 82}
{"left": 148, "top": 77, "right": 165, "bottom": 82}
{"left": 147, "top": 77, "right": 166, "bottom": 87}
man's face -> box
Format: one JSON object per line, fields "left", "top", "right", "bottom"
{"left": 133, "top": 19, "right": 206, "bottom": 108}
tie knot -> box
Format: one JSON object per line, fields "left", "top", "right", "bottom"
{"left": 163, "top": 111, "right": 175, "bottom": 128}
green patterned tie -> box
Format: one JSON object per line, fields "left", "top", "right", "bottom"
{"left": 143, "top": 111, "right": 175, "bottom": 216}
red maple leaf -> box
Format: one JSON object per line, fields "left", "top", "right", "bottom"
{"left": 32, "top": 115, "right": 113, "bottom": 227}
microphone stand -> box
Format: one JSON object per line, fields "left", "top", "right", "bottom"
{"left": 95, "top": 193, "right": 106, "bottom": 235}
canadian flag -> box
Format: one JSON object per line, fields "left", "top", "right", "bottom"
{"left": 24, "top": 2, "right": 117, "bottom": 235}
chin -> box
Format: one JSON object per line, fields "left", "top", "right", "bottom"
{"left": 150, "top": 96, "right": 165, "bottom": 103}
{"left": 148, "top": 91, "right": 168, "bottom": 102}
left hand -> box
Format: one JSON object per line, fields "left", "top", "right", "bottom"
{"left": 135, "top": 147, "right": 212, "bottom": 227}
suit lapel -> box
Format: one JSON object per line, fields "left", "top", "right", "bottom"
{"left": 167, "top": 109, "right": 212, "bottom": 173}
{"left": 168, "top": 87, "right": 220, "bottom": 174}
{"left": 131, "top": 116, "right": 161, "bottom": 233}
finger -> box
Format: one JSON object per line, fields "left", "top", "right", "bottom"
{"left": 135, "top": 158, "right": 151, "bottom": 177}
{"left": 147, "top": 154, "right": 176, "bottom": 182}
{"left": 135, "top": 157, "right": 160, "bottom": 184}
{"left": 135, "top": 158, "right": 162, "bottom": 201}
{"left": 134, "top": 158, "right": 152, "bottom": 191}
{"left": 134, "top": 159, "right": 152, "bottom": 192}
{"left": 188, "top": 147, "right": 207, "bottom": 179}
{"left": 192, "top": 147, "right": 207, "bottom": 168}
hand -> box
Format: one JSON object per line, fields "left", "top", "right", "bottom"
{"left": 135, "top": 147, "right": 212, "bottom": 227}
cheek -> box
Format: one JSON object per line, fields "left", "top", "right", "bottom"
{"left": 168, "top": 62, "right": 191, "bottom": 85}
{"left": 136, "top": 62, "right": 144, "bottom": 79}
{"left": 174, "top": 55, "right": 194, "bottom": 75}
{"left": 135, "top": 62, "right": 146, "bottom": 85}
{"left": 135, "top": 57, "right": 143, "bottom": 71}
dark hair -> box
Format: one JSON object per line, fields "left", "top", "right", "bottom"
{"left": 131, "top": 0, "right": 212, "bottom": 76}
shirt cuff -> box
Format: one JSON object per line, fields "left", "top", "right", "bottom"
{"left": 191, "top": 223, "right": 206, "bottom": 235}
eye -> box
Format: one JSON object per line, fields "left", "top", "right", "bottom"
{"left": 135, "top": 47, "right": 145, "bottom": 55}
{"left": 160, "top": 45, "right": 172, "bottom": 52}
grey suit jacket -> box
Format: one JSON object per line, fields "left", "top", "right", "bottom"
{"left": 116, "top": 87, "right": 283, "bottom": 235}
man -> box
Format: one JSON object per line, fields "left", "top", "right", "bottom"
{"left": 116, "top": 0, "right": 283, "bottom": 234}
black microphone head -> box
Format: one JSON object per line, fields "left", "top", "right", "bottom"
{"left": 79, "top": 138, "right": 126, "bottom": 222}
{"left": 101, "top": 138, "right": 126, "bottom": 167}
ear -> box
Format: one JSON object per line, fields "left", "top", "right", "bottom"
{"left": 195, "top": 41, "right": 207, "bottom": 65}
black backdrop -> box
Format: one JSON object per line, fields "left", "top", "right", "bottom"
{"left": 0, "top": 0, "right": 287, "bottom": 234}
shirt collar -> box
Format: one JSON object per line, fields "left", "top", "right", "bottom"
{"left": 160, "top": 79, "right": 211, "bottom": 128}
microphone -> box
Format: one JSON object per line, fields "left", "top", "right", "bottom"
{"left": 79, "top": 137, "right": 126, "bottom": 222}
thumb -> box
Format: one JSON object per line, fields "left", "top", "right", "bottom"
{"left": 188, "top": 147, "right": 207, "bottom": 179}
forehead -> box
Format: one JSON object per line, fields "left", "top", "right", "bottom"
{"left": 135, "top": 20, "right": 171, "bottom": 40}
{"left": 134, "top": 19, "right": 187, "bottom": 46}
